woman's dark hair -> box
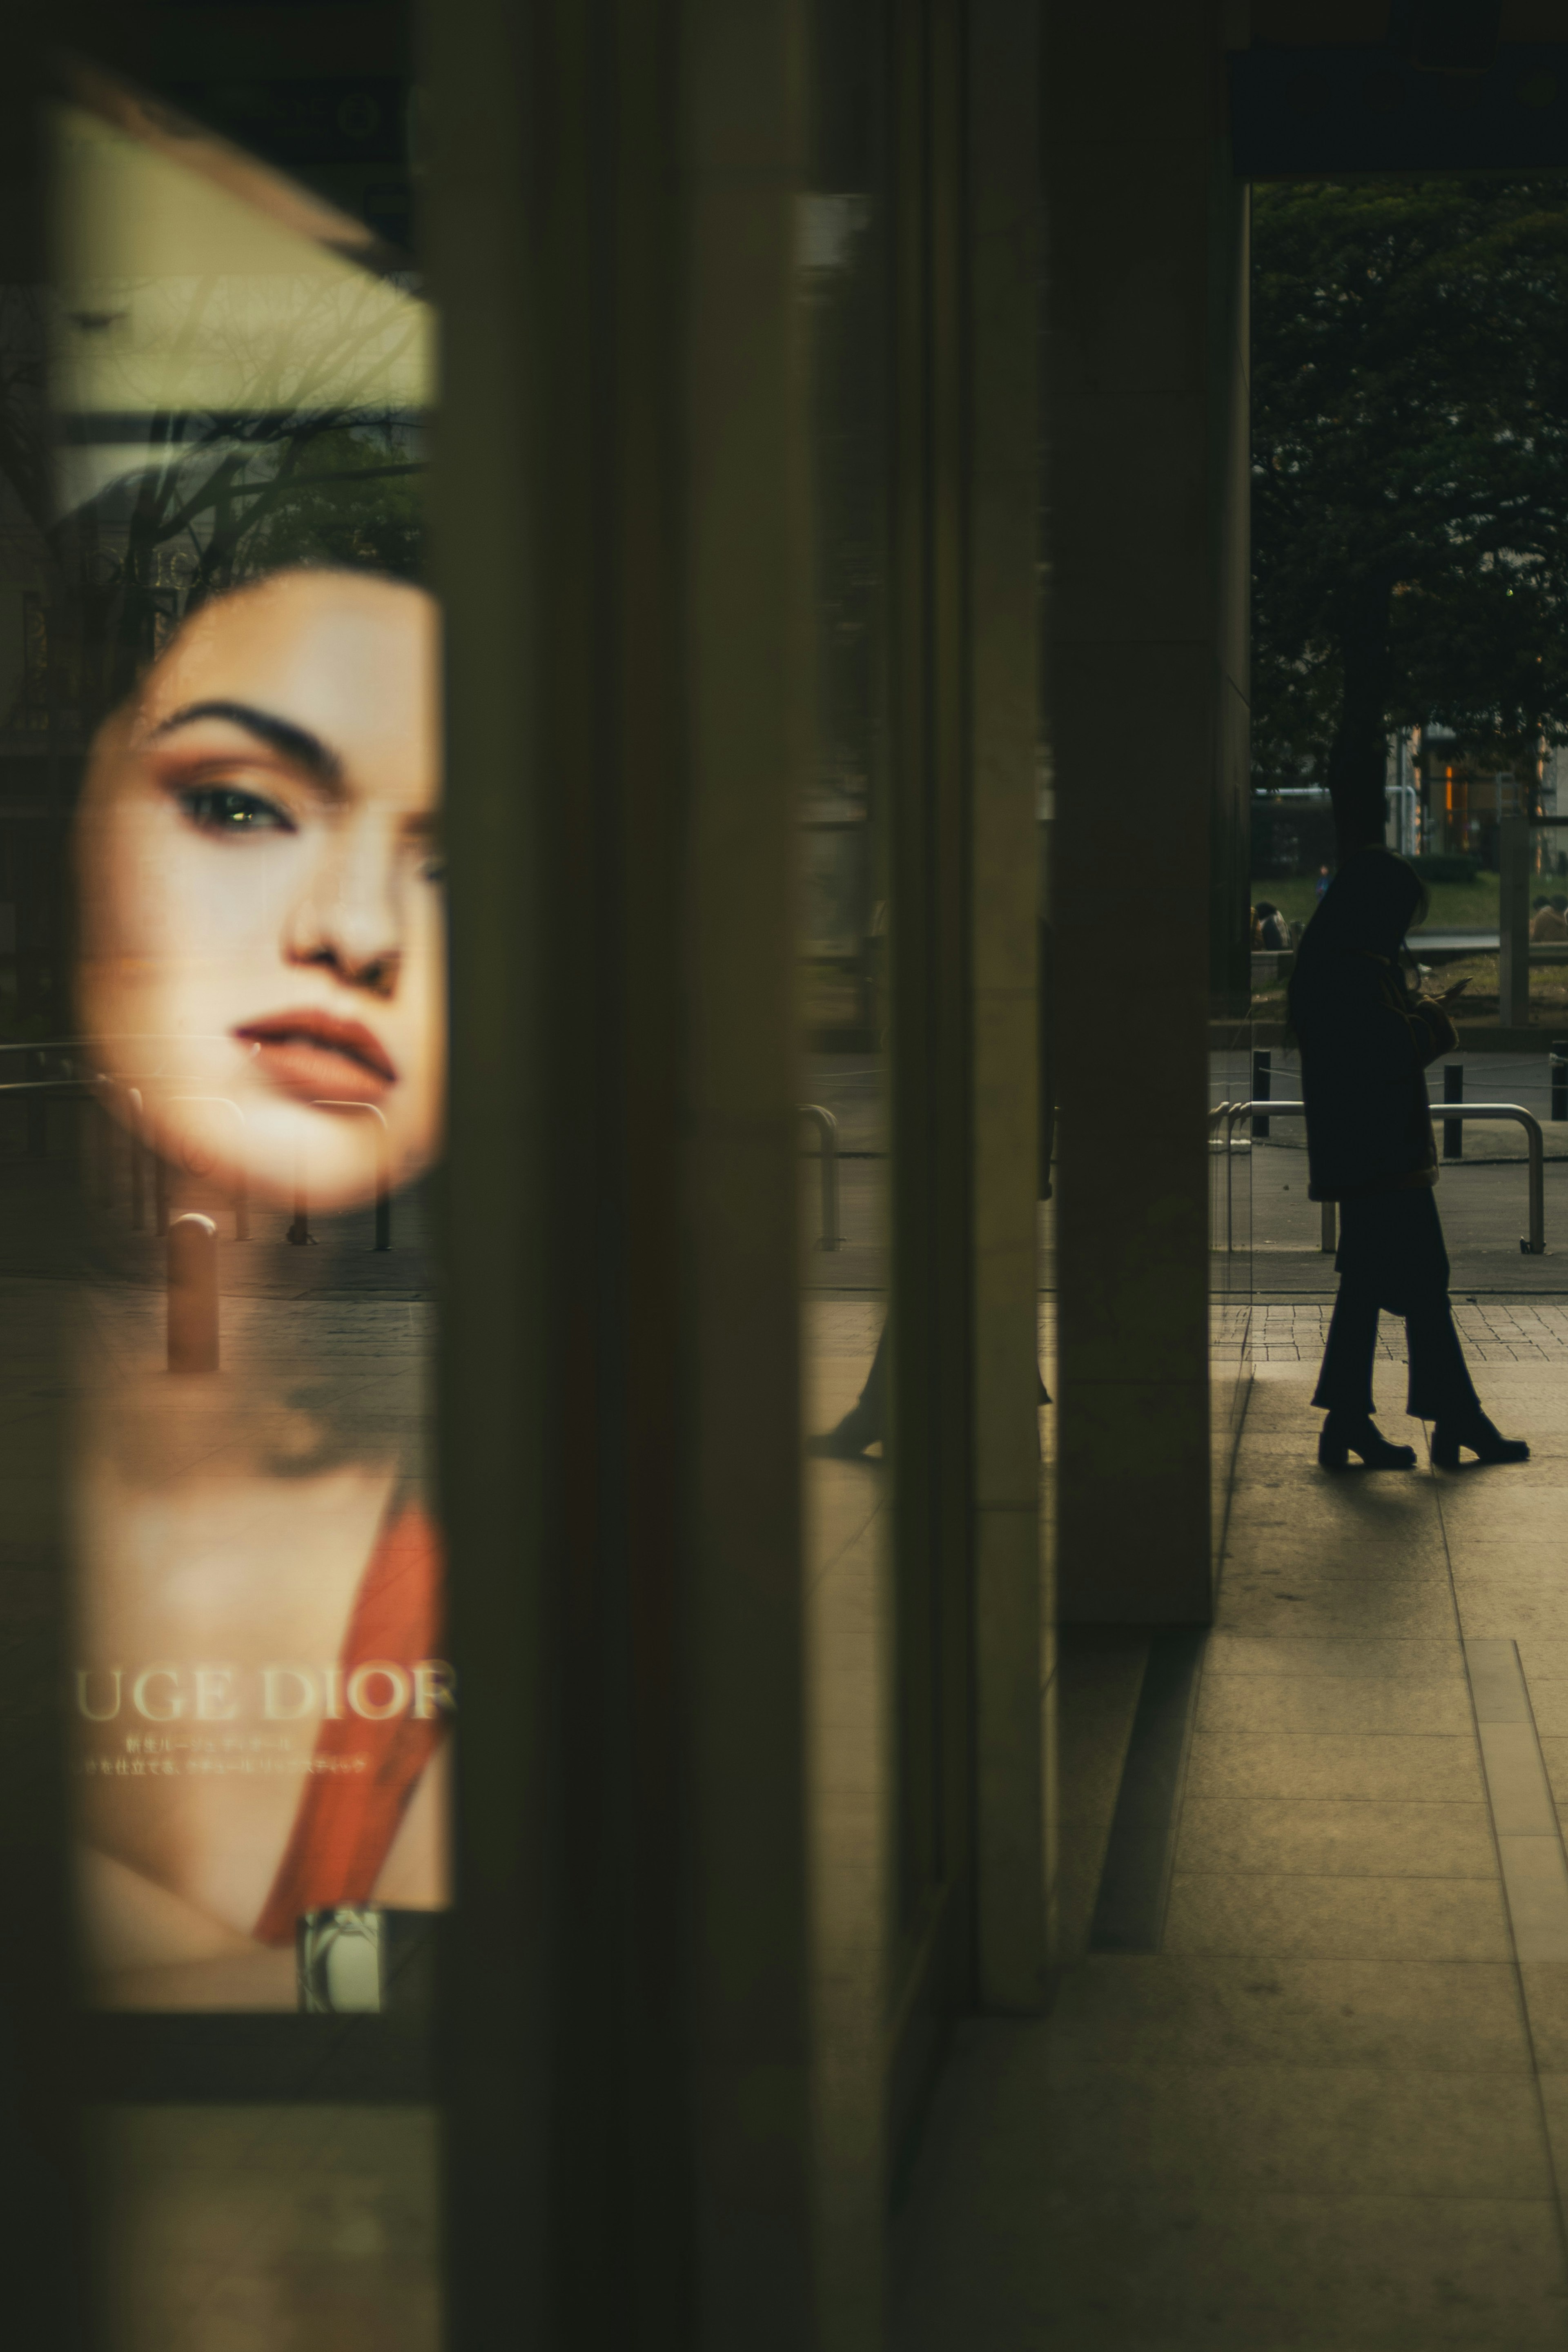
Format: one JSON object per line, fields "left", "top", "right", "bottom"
{"left": 1284, "top": 847, "right": 1426, "bottom": 1047}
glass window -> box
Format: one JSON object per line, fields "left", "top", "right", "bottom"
{"left": 15, "top": 54, "right": 445, "bottom": 2345}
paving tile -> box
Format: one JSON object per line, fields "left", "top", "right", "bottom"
{"left": 1214, "top": 1577, "right": 1459, "bottom": 1640}
{"left": 1523, "top": 1966, "right": 1568, "bottom": 2079}
{"left": 1518, "top": 1639, "right": 1568, "bottom": 1686}
{"left": 1049, "top": 1954, "right": 1532, "bottom": 2076}
{"left": 1536, "top": 1737, "right": 1568, "bottom": 1815}
{"left": 96, "top": 2104, "right": 441, "bottom": 2345}
{"left": 894, "top": 2182, "right": 1568, "bottom": 2352}
{"left": 1524, "top": 1679, "right": 1568, "bottom": 1737}
{"left": 1224, "top": 1543, "right": 1452, "bottom": 1584}
{"left": 1176, "top": 1797, "right": 1495, "bottom": 1879}
{"left": 1195, "top": 1672, "right": 1472, "bottom": 1735}
{"left": 91, "top": 2106, "right": 275, "bottom": 2176}
{"left": 1184, "top": 1732, "right": 1482, "bottom": 1805}
{"left": 1203, "top": 1634, "right": 1464, "bottom": 1681}
{"left": 183, "top": 2255, "right": 441, "bottom": 2352}
{"left": 1226, "top": 1483, "right": 1441, "bottom": 1527}
{"left": 1537, "top": 2073, "right": 1568, "bottom": 2225}
{"left": 1457, "top": 1584, "right": 1568, "bottom": 1642}
{"left": 1031, "top": 2060, "right": 1551, "bottom": 2201}
{"left": 1163, "top": 1872, "right": 1512, "bottom": 1962}
{"left": 1439, "top": 1488, "right": 1568, "bottom": 1530}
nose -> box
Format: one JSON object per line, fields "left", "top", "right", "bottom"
{"left": 282, "top": 817, "right": 403, "bottom": 997}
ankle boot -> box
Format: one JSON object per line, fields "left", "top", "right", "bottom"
{"left": 1430, "top": 1413, "right": 1530, "bottom": 1469}
{"left": 1319, "top": 1412, "right": 1417, "bottom": 1471}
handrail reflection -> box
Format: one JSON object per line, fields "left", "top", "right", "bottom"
{"left": 1215, "top": 1099, "right": 1546, "bottom": 1258}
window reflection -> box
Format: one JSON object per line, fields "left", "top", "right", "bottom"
{"left": 41, "top": 70, "right": 445, "bottom": 2019}
{"left": 800, "top": 0, "right": 893, "bottom": 2311}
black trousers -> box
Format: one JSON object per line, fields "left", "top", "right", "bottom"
{"left": 1312, "top": 1186, "right": 1480, "bottom": 1423}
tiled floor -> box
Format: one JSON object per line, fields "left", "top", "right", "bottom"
{"left": 893, "top": 1345, "right": 1568, "bottom": 2350}
{"left": 95, "top": 2105, "right": 440, "bottom": 2352}
{"left": 55, "top": 1254, "right": 1568, "bottom": 2346}
{"left": 803, "top": 1300, "right": 892, "bottom": 2339}
{"left": 1250, "top": 1298, "right": 1568, "bottom": 1366}
{"left": 6, "top": 1254, "right": 446, "bottom": 2352}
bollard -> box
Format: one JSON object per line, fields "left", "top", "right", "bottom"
{"left": 305, "top": 1103, "right": 392, "bottom": 1249}
{"left": 1252, "top": 1048, "right": 1271, "bottom": 1140}
{"left": 1320, "top": 1196, "right": 1337, "bottom": 1254}
{"left": 797, "top": 1105, "right": 841, "bottom": 1250}
{"left": 287, "top": 1179, "right": 312, "bottom": 1245}
{"left": 1553, "top": 1040, "right": 1568, "bottom": 1124}
{"left": 127, "top": 1089, "right": 146, "bottom": 1231}
{"left": 129, "top": 1129, "right": 145, "bottom": 1231}
{"left": 91, "top": 1097, "right": 112, "bottom": 1207}
{"left": 1443, "top": 1062, "right": 1463, "bottom": 1158}
{"left": 167, "top": 1213, "right": 219, "bottom": 1373}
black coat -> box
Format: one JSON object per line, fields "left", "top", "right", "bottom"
{"left": 1287, "top": 849, "right": 1456, "bottom": 1203}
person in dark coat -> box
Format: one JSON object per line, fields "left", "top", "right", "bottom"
{"left": 1254, "top": 900, "right": 1290, "bottom": 951}
{"left": 1289, "top": 846, "right": 1528, "bottom": 1471}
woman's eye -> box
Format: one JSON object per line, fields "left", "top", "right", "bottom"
{"left": 418, "top": 854, "right": 447, "bottom": 885}
{"left": 178, "top": 784, "right": 295, "bottom": 835}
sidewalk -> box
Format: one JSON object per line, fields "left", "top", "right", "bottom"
{"left": 893, "top": 1347, "right": 1568, "bottom": 2350}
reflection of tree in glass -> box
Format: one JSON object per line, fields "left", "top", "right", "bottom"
{"left": 6, "top": 260, "right": 426, "bottom": 721}
{"left": 1254, "top": 178, "right": 1568, "bottom": 860}
{"left": 237, "top": 423, "right": 422, "bottom": 581}
{"left": 0, "top": 286, "right": 51, "bottom": 568}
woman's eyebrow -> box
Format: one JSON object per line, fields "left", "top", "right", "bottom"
{"left": 147, "top": 699, "right": 344, "bottom": 789}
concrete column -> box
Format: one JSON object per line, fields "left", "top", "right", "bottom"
{"left": 681, "top": 4, "right": 818, "bottom": 2341}
{"left": 428, "top": 0, "right": 817, "bottom": 2341}
{"left": 967, "top": 0, "right": 1049, "bottom": 2011}
{"left": 1045, "top": 0, "right": 1247, "bottom": 1623}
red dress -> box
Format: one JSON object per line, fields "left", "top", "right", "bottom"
{"left": 252, "top": 1501, "right": 446, "bottom": 1945}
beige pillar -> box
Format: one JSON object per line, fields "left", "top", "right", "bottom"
{"left": 968, "top": 0, "right": 1050, "bottom": 2010}
{"left": 429, "top": 0, "right": 818, "bottom": 2340}
{"left": 1045, "top": 0, "right": 1249, "bottom": 1622}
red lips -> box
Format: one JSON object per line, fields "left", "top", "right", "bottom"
{"left": 234, "top": 1010, "right": 397, "bottom": 1105}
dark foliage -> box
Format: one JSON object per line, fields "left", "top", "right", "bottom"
{"left": 1253, "top": 176, "right": 1568, "bottom": 859}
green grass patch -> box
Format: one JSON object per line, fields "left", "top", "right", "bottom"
{"left": 1252, "top": 948, "right": 1568, "bottom": 1023}
{"left": 1253, "top": 873, "right": 1501, "bottom": 931}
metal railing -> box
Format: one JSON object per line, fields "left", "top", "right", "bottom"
{"left": 158, "top": 1096, "right": 249, "bottom": 1239}
{"left": 0, "top": 1062, "right": 396, "bottom": 1250}
{"left": 1216, "top": 1099, "right": 1546, "bottom": 1257}
{"left": 288, "top": 1102, "right": 393, "bottom": 1251}
{"left": 798, "top": 1104, "right": 841, "bottom": 1252}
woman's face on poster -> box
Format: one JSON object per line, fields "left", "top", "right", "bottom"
{"left": 76, "top": 570, "right": 444, "bottom": 1212}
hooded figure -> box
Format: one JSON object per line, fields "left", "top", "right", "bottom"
{"left": 1287, "top": 848, "right": 1528, "bottom": 1472}
{"left": 1288, "top": 849, "right": 1442, "bottom": 1205}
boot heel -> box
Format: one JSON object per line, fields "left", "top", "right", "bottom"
{"left": 1432, "top": 1417, "right": 1529, "bottom": 1468}
{"left": 1320, "top": 1413, "right": 1417, "bottom": 1470}
{"left": 1318, "top": 1425, "right": 1350, "bottom": 1471}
